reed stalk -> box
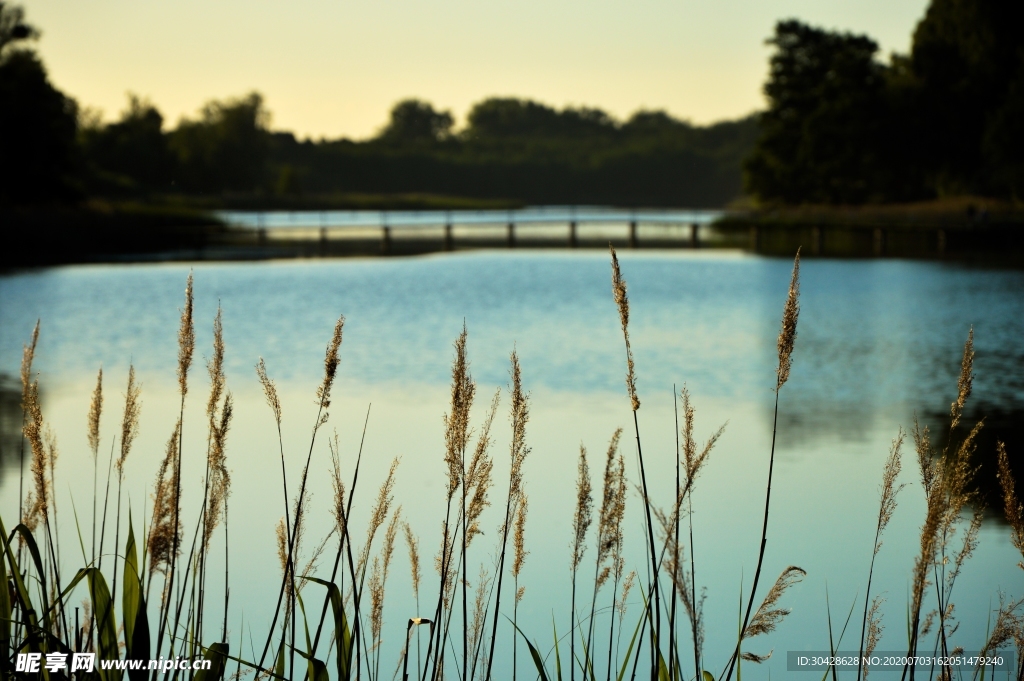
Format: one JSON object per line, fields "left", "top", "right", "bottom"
{"left": 856, "top": 430, "right": 905, "bottom": 681}
{"left": 725, "top": 248, "right": 800, "bottom": 681}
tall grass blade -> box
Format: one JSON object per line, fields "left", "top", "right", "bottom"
{"left": 614, "top": 615, "right": 642, "bottom": 681}
{"left": 304, "top": 577, "right": 352, "bottom": 681}
{"left": 129, "top": 591, "right": 151, "bottom": 681}
{"left": 87, "top": 567, "right": 121, "bottom": 681}
{"left": 11, "top": 523, "right": 51, "bottom": 636}
{"left": 0, "top": 524, "right": 10, "bottom": 666}
{"left": 123, "top": 511, "right": 141, "bottom": 654}
{"left": 195, "top": 642, "right": 230, "bottom": 681}
{"left": 507, "top": 617, "right": 551, "bottom": 681}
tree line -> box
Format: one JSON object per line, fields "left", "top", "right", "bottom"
{"left": 3, "top": 0, "right": 1022, "bottom": 209}
{"left": 747, "top": 0, "right": 1024, "bottom": 203}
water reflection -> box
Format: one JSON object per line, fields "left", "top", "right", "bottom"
{"left": 0, "top": 373, "right": 23, "bottom": 482}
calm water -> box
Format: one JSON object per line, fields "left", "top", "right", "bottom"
{"left": 1, "top": 251, "right": 1022, "bottom": 678}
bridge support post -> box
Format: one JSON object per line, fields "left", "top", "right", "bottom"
{"left": 381, "top": 226, "right": 391, "bottom": 255}
{"left": 629, "top": 220, "right": 637, "bottom": 248}
{"left": 691, "top": 223, "right": 699, "bottom": 249}
{"left": 445, "top": 223, "right": 453, "bottom": 251}
{"left": 569, "top": 220, "right": 577, "bottom": 248}
{"left": 507, "top": 222, "right": 515, "bottom": 248}
{"left": 873, "top": 228, "right": 886, "bottom": 256}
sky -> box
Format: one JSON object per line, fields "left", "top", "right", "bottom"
{"left": 24, "top": 0, "right": 931, "bottom": 140}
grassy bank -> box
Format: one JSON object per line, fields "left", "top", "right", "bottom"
{"left": 716, "top": 197, "right": 1024, "bottom": 259}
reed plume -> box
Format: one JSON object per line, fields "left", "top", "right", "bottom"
{"left": 256, "top": 358, "right": 282, "bottom": 429}
{"left": 148, "top": 421, "right": 182, "bottom": 583}
{"left": 19, "top": 320, "right": 40, "bottom": 524}
{"left": 87, "top": 368, "right": 103, "bottom": 457}
{"left": 115, "top": 365, "right": 141, "bottom": 476}
{"left": 609, "top": 247, "right": 638, "bottom": 411}
{"left": 444, "top": 326, "right": 475, "bottom": 501}
{"left": 316, "top": 315, "right": 345, "bottom": 410}
{"left": 570, "top": 444, "right": 592, "bottom": 681}
{"left": 856, "top": 430, "right": 905, "bottom": 681}
{"left": 776, "top": 249, "right": 800, "bottom": 390}
{"left": 23, "top": 374, "right": 46, "bottom": 531}
{"left": 862, "top": 596, "right": 884, "bottom": 680}
{"left": 512, "top": 493, "right": 529, "bottom": 582}
{"left": 177, "top": 271, "right": 195, "bottom": 397}
{"left": 728, "top": 249, "right": 801, "bottom": 681}
{"left": 484, "top": 350, "right": 530, "bottom": 681}
{"left": 996, "top": 442, "right": 1024, "bottom": 568}
{"left": 405, "top": 523, "right": 422, "bottom": 602}
{"left": 466, "top": 390, "right": 499, "bottom": 545}
{"left": 743, "top": 566, "right": 805, "bottom": 640}
{"left": 906, "top": 330, "right": 983, "bottom": 676}
{"left": 203, "top": 393, "right": 233, "bottom": 551}
{"left": 359, "top": 458, "right": 399, "bottom": 579}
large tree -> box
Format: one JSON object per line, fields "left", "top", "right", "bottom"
{"left": 0, "top": 3, "right": 79, "bottom": 204}
{"left": 744, "top": 20, "right": 892, "bottom": 204}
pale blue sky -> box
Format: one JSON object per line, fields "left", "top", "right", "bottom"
{"left": 25, "top": 0, "right": 930, "bottom": 139}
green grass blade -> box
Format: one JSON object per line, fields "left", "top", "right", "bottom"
{"left": 195, "top": 641, "right": 230, "bottom": 681}
{"left": 122, "top": 510, "right": 140, "bottom": 654}
{"left": 303, "top": 576, "right": 351, "bottom": 681}
{"left": 615, "top": 614, "right": 643, "bottom": 681}
{"left": 504, "top": 615, "right": 551, "bottom": 681}
{"left": 553, "top": 615, "right": 563, "bottom": 681}
{"left": 11, "top": 523, "right": 52, "bottom": 638}
{"left": 87, "top": 567, "right": 121, "bottom": 681}
{"left": 128, "top": 590, "right": 151, "bottom": 681}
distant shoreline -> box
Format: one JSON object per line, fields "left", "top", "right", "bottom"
{"left": 3, "top": 197, "right": 1023, "bottom": 269}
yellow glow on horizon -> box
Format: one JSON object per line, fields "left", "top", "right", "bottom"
{"left": 24, "top": 0, "right": 929, "bottom": 139}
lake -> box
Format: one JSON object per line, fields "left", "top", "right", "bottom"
{"left": 1, "top": 249, "right": 1022, "bottom": 678}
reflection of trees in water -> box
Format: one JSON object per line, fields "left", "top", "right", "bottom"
{"left": 766, "top": 398, "right": 1023, "bottom": 523}
{"left": 0, "top": 373, "right": 24, "bottom": 484}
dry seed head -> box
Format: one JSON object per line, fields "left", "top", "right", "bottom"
{"left": 609, "top": 246, "right": 640, "bottom": 411}
{"left": 508, "top": 349, "right": 530, "bottom": 501}
{"left": 744, "top": 565, "right": 806, "bottom": 639}
{"left": 316, "top": 315, "right": 345, "bottom": 409}
{"left": 177, "top": 272, "right": 195, "bottom": 397}
{"left": 24, "top": 377, "right": 47, "bottom": 523}
{"left": 443, "top": 326, "right": 475, "bottom": 499}
{"left": 466, "top": 390, "right": 499, "bottom": 544}
{"left": 403, "top": 522, "right": 421, "bottom": 599}
{"left": 864, "top": 595, "right": 884, "bottom": 667}
{"left": 255, "top": 358, "right": 282, "bottom": 429}
{"left": 20, "top": 320, "right": 40, "bottom": 399}
{"left": 913, "top": 419, "right": 936, "bottom": 495}
{"left": 148, "top": 420, "right": 182, "bottom": 577}
{"left": 116, "top": 365, "right": 141, "bottom": 476}
{"left": 206, "top": 306, "right": 225, "bottom": 419}
{"left": 276, "top": 517, "right": 288, "bottom": 575}
{"left": 204, "top": 392, "right": 234, "bottom": 552}
{"left": 382, "top": 507, "right": 401, "bottom": 585}
{"left": 571, "top": 444, "right": 593, "bottom": 570}
{"left": 996, "top": 442, "right": 1024, "bottom": 566}
{"left": 360, "top": 458, "right": 399, "bottom": 575}
{"left": 87, "top": 367, "right": 103, "bottom": 458}
{"left": 619, "top": 570, "right": 637, "bottom": 620}
{"left": 330, "top": 439, "right": 348, "bottom": 537}
{"left": 875, "top": 429, "right": 906, "bottom": 555}
{"left": 596, "top": 429, "right": 625, "bottom": 575}
{"left": 776, "top": 249, "right": 801, "bottom": 389}
{"left": 513, "top": 492, "right": 529, "bottom": 578}
{"left": 369, "top": 556, "right": 384, "bottom": 643}
{"left": 516, "top": 585, "right": 526, "bottom": 604}
{"left": 950, "top": 329, "right": 974, "bottom": 429}
{"left": 741, "top": 651, "right": 772, "bottom": 664}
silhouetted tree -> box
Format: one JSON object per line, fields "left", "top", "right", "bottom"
{"left": 377, "top": 99, "right": 454, "bottom": 144}
{"left": 168, "top": 92, "right": 271, "bottom": 193}
{"left": 0, "top": 4, "right": 79, "bottom": 204}
{"left": 81, "top": 94, "right": 175, "bottom": 190}
{"left": 744, "top": 20, "right": 891, "bottom": 204}
{"left": 463, "top": 98, "right": 618, "bottom": 141}
{"left": 910, "top": 0, "right": 1024, "bottom": 195}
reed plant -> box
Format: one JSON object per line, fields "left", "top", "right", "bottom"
{"left": 1, "top": 251, "right": 1020, "bottom": 681}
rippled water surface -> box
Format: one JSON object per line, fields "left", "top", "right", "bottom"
{"left": 1, "top": 251, "right": 1022, "bottom": 677}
